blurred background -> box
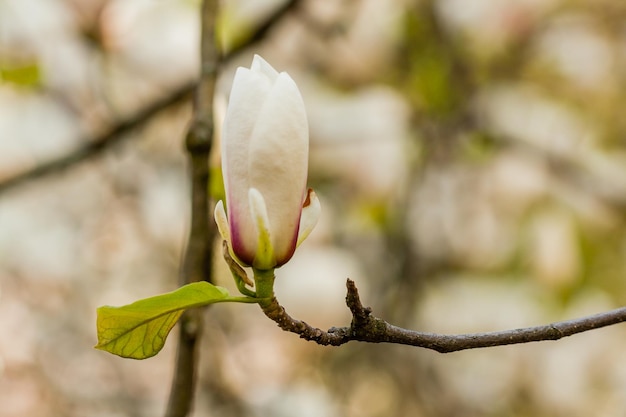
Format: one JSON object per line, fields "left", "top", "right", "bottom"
{"left": 2, "top": 0, "right": 626, "bottom": 416}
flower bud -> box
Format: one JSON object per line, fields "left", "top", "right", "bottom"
{"left": 215, "top": 55, "right": 320, "bottom": 271}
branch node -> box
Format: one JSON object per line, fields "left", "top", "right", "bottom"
{"left": 549, "top": 324, "right": 565, "bottom": 340}
{"left": 185, "top": 121, "right": 213, "bottom": 153}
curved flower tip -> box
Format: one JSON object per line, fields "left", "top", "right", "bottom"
{"left": 297, "top": 188, "right": 321, "bottom": 248}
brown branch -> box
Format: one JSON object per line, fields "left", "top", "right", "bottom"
{"left": 0, "top": 0, "right": 302, "bottom": 196}
{"left": 0, "top": 82, "right": 195, "bottom": 195}
{"left": 259, "top": 279, "right": 626, "bottom": 353}
{"left": 224, "top": 0, "right": 300, "bottom": 58}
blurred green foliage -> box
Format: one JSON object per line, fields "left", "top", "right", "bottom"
{"left": 0, "top": 62, "right": 41, "bottom": 87}
{"left": 396, "top": 11, "right": 463, "bottom": 116}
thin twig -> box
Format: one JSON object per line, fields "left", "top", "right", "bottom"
{"left": 259, "top": 279, "right": 626, "bottom": 353}
{"left": 164, "top": 1, "right": 219, "bottom": 416}
{"left": 224, "top": 0, "right": 299, "bottom": 57}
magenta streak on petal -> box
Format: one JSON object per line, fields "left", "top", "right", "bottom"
{"left": 272, "top": 188, "right": 307, "bottom": 268}
{"left": 274, "top": 215, "right": 301, "bottom": 268}
{"left": 227, "top": 205, "right": 255, "bottom": 267}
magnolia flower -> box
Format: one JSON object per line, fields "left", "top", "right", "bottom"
{"left": 215, "top": 55, "right": 320, "bottom": 271}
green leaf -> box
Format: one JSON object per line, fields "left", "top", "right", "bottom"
{"left": 95, "top": 282, "right": 230, "bottom": 359}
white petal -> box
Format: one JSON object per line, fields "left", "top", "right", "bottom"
{"left": 297, "top": 189, "right": 321, "bottom": 247}
{"left": 223, "top": 63, "right": 273, "bottom": 179}
{"left": 248, "top": 188, "right": 275, "bottom": 270}
{"left": 214, "top": 200, "right": 231, "bottom": 243}
{"left": 221, "top": 64, "right": 275, "bottom": 261}
{"left": 222, "top": 67, "right": 271, "bottom": 178}
{"left": 248, "top": 73, "right": 309, "bottom": 261}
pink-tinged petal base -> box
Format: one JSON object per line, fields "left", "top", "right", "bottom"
{"left": 229, "top": 213, "right": 255, "bottom": 267}
{"left": 214, "top": 200, "right": 250, "bottom": 269}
